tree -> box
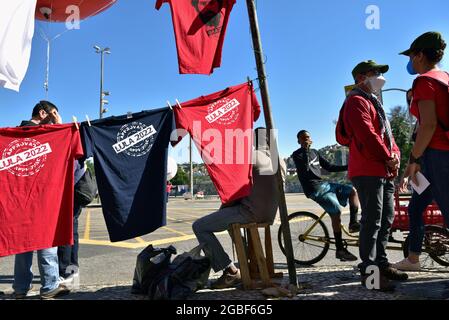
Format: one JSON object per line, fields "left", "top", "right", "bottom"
{"left": 171, "top": 165, "right": 189, "bottom": 185}
{"left": 388, "top": 105, "right": 414, "bottom": 178}
{"left": 85, "top": 159, "right": 95, "bottom": 176}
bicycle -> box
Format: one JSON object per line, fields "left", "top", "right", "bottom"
{"left": 278, "top": 192, "right": 449, "bottom": 266}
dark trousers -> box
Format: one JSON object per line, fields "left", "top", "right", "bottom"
{"left": 58, "top": 204, "right": 82, "bottom": 277}
{"left": 408, "top": 148, "right": 449, "bottom": 253}
{"left": 352, "top": 176, "right": 395, "bottom": 274}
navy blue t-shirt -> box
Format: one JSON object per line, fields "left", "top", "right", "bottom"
{"left": 80, "top": 108, "right": 174, "bottom": 242}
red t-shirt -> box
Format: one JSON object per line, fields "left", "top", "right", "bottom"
{"left": 173, "top": 82, "right": 261, "bottom": 204}
{"left": 156, "top": 0, "right": 236, "bottom": 75}
{"left": 0, "top": 124, "right": 83, "bottom": 257}
{"left": 411, "top": 71, "right": 449, "bottom": 151}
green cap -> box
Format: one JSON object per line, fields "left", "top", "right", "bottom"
{"left": 400, "top": 31, "right": 445, "bottom": 56}
{"left": 351, "top": 60, "right": 389, "bottom": 80}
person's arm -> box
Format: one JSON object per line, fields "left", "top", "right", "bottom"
{"left": 411, "top": 100, "right": 437, "bottom": 158}
{"left": 346, "top": 96, "right": 392, "bottom": 162}
{"left": 318, "top": 154, "right": 347, "bottom": 172}
{"left": 401, "top": 78, "right": 438, "bottom": 188}
{"left": 401, "top": 101, "right": 437, "bottom": 187}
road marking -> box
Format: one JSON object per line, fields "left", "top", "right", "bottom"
{"left": 162, "top": 226, "right": 189, "bottom": 236}
{"left": 79, "top": 231, "right": 228, "bottom": 249}
{"left": 177, "top": 212, "right": 205, "bottom": 220}
{"left": 135, "top": 237, "right": 146, "bottom": 244}
{"left": 83, "top": 210, "right": 91, "bottom": 240}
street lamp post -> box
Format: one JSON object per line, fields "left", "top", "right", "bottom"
{"left": 94, "top": 46, "right": 111, "bottom": 119}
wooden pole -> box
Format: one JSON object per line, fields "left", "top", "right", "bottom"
{"left": 246, "top": 0, "right": 298, "bottom": 287}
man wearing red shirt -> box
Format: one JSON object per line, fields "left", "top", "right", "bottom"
{"left": 343, "top": 61, "right": 408, "bottom": 291}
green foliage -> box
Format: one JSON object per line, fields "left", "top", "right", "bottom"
{"left": 171, "top": 165, "right": 189, "bottom": 185}
{"left": 388, "top": 105, "right": 414, "bottom": 178}
{"left": 85, "top": 159, "right": 95, "bottom": 176}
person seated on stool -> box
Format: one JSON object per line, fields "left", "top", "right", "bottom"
{"left": 192, "top": 127, "right": 286, "bottom": 289}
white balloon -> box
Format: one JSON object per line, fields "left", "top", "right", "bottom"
{"left": 167, "top": 156, "right": 178, "bottom": 181}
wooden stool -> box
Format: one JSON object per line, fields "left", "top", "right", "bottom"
{"left": 230, "top": 223, "right": 283, "bottom": 290}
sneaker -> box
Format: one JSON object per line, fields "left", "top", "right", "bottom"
{"left": 13, "top": 284, "right": 33, "bottom": 300}
{"left": 210, "top": 270, "right": 241, "bottom": 289}
{"left": 380, "top": 265, "right": 409, "bottom": 281}
{"left": 349, "top": 222, "right": 361, "bottom": 233}
{"left": 40, "top": 284, "right": 70, "bottom": 300}
{"left": 336, "top": 248, "right": 358, "bottom": 261}
{"left": 393, "top": 258, "right": 421, "bottom": 272}
{"left": 361, "top": 274, "right": 395, "bottom": 292}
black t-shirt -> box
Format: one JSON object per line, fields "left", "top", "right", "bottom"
{"left": 291, "top": 148, "right": 347, "bottom": 197}
{"left": 19, "top": 120, "right": 38, "bottom": 127}
{"left": 80, "top": 108, "right": 174, "bottom": 242}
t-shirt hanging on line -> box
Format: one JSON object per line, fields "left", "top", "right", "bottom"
{"left": 0, "top": 124, "right": 83, "bottom": 257}
{"left": 173, "top": 82, "right": 261, "bottom": 204}
{"left": 80, "top": 109, "right": 174, "bottom": 242}
{"left": 156, "top": 0, "right": 236, "bottom": 75}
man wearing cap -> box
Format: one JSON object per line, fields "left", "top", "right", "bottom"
{"left": 342, "top": 60, "right": 408, "bottom": 291}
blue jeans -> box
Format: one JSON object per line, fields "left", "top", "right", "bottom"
{"left": 310, "top": 182, "right": 353, "bottom": 216}
{"left": 408, "top": 148, "right": 449, "bottom": 254}
{"left": 58, "top": 204, "right": 82, "bottom": 277}
{"left": 192, "top": 206, "right": 254, "bottom": 272}
{"left": 13, "top": 247, "right": 59, "bottom": 294}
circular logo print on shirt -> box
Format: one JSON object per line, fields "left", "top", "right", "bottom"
{"left": 2, "top": 138, "right": 48, "bottom": 177}
{"left": 115, "top": 122, "right": 156, "bottom": 157}
{"left": 206, "top": 98, "right": 240, "bottom": 126}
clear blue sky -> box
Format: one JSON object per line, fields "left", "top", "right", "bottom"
{"left": 1, "top": 0, "right": 448, "bottom": 163}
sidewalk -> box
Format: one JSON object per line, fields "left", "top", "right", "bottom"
{"left": 1, "top": 265, "right": 448, "bottom": 300}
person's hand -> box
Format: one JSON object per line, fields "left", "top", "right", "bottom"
{"left": 400, "top": 163, "right": 421, "bottom": 192}
{"left": 386, "top": 153, "right": 400, "bottom": 171}
{"left": 48, "top": 110, "right": 62, "bottom": 124}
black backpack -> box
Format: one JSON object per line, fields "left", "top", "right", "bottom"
{"left": 131, "top": 245, "right": 177, "bottom": 295}
{"left": 74, "top": 168, "right": 98, "bottom": 207}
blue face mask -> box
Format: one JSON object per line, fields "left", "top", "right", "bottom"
{"left": 407, "top": 58, "right": 418, "bottom": 75}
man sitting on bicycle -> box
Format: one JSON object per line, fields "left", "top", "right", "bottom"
{"left": 292, "top": 130, "right": 360, "bottom": 262}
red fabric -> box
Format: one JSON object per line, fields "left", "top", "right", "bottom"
{"left": 411, "top": 71, "right": 449, "bottom": 151}
{"left": 173, "top": 82, "right": 261, "bottom": 204}
{"left": 344, "top": 95, "right": 400, "bottom": 179}
{"left": 35, "top": 0, "right": 116, "bottom": 22}
{"left": 156, "top": 0, "right": 236, "bottom": 74}
{"left": 0, "top": 124, "right": 83, "bottom": 257}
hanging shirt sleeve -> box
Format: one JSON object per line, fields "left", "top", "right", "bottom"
{"left": 79, "top": 123, "right": 94, "bottom": 160}
{"left": 71, "top": 127, "right": 84, "bottom": 160}
{"left": 250, "top": 85, "right": 261, "bottom": 122}
{"left": 155, "top": 0, "right": 168, "bottom": 10}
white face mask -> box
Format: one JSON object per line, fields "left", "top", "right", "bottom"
{"left": 365, "top": 75, "right": 386, "bottom": 94}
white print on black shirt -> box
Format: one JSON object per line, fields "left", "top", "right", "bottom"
{"left": 113, "top": 122, "right": 157, "bottom": 157}
{"left": 309, "top": 156, "right": 319, "bottom": 166}
{"left": 0, "top": 138, "right": 52, "bottom": 177}
{"left": 206, "top": 98, "right": 240, "bottom": 125}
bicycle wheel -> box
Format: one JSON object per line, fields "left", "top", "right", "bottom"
{"left": 403, "top": 225, "right": 449, "bottom": 267}
{"left": 278, "top": 211, "right": 330, "bottom": 265}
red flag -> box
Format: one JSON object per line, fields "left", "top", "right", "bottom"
{"left": 173, "top": 82, "right": 261, "bottom": 204}
{"left": 0, "top": 124, "right": 83, "bottom": 257}
{"left": 156, "top": 0, "right": 236, "bottom": 75}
